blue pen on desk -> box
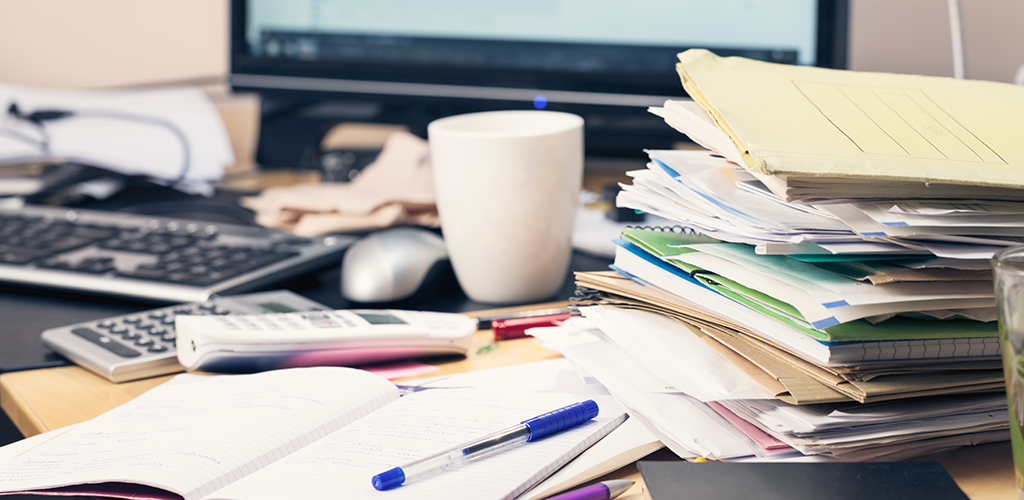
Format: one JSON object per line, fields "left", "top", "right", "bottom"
{"left": 371, "top": 399, "right": 600, "bottom": 491}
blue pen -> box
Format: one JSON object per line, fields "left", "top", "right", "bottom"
{"left": 372, "top": 400, "right": 600, "bottom": 491}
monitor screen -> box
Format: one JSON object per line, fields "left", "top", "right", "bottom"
{"left": 231, "top": 0, "right": 848, "bottom": 164}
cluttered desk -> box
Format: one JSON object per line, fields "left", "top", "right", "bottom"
{"left": 1, "top": 1, "right": 1023, "bottom": 499}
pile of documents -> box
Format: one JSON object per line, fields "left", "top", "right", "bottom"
{"left": 533, "top": 49, "right": 1023, "bottom": 462}
{"left": 0, "top": 83, "right": 235, "bottom": 195}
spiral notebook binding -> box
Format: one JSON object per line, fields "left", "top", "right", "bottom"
{"left": 625, "top": 224, "right": 702, "bottom": 235}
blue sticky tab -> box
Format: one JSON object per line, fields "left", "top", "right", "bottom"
{"left": 822, "top": 300, "right": 850, "bottom": 308}
{"left": 862, "top": 232, "right": 887, "bottom": 237}
{"left": 812, "top": 317, "right": 841, "bottom": 329}
{"left": 883, "top": 221, "right": 909, "bottom": 226}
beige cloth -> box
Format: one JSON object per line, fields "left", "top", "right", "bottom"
{"left": 240, "top": 131, "right": 439, "bottom": 236}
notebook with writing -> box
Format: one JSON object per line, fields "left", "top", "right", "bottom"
{"left": 0, "top": 367, "right": 626, "bottom": 500}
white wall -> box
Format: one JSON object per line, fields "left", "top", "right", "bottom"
{"left": 1, "top": 0, "right": 1022, "bottom": 89}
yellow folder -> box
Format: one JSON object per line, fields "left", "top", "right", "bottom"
{"left": 676, "top": 49, "right": 1024, "bottom": 201}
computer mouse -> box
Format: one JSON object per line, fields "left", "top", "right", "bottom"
{"left": 341, "top": 227, "right": 452, "bottom": 303}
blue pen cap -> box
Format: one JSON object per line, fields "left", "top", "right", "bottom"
{"left": 521, "top": 400, "right": 599, "bottom": 442}
{"left": 371, "top": 467, "right": 406, "bottom": 491}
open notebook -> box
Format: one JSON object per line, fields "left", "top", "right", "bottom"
{"left": 0, "top": 367, "right": 626, "bottom": 500}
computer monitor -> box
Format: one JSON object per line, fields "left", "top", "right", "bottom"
{"left": 231, "top": 0, "right": 848, "bottom": 167}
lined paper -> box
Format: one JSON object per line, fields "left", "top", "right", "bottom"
{"left": 0, "top": 367, "right": 398, "bottom": 500}
{"left": 208, "top": 390, "right": 626, "bottom": 500}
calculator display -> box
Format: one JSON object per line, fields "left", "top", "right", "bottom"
{"left": 354, "top": 312, "right": 407, "bottom": 325}
{"left": 257, "top": 302, "right": 298, "bottom": 313}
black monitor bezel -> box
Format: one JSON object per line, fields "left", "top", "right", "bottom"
{"left": 231, "top": 0, "right": 847, "bottom": 99}
{"left": 229, "top": 0, "right": 848, "bottom": 162}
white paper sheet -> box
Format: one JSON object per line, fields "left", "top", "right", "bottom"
{"left": 0, "top": 83, "right": 234, "bottom": 191}
{"left": 579, "top": 305, "right": 772, "bottom": 401}
{"left": 530, "top": 321, "right": 761, "bottom": 460}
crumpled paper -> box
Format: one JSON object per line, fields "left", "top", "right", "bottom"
{"left": 240, "top": 131, "right": 439, "bottom": 236}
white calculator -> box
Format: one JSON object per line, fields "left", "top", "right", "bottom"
{"left": 176, "top": 309, "right": 477, "bottom": 374}
{"left": 40, "top": 290, "right": 329, "bottom": 383}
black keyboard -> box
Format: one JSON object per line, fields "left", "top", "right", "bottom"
{"left": 0, "top": 204, "right": 355, "bottom": 303}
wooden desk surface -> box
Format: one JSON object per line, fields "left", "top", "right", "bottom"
{"left": 0, "top": 303, "right": 1016, "bottom": 500}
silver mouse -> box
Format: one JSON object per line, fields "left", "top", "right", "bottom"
{"left": 341, "top": 227, "right": 449, "bottom": 303}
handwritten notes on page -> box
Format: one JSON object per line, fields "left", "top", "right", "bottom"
{"left": 0, "top": 367, "right": 398, "bottom": 500}
{"left": 208, "top": 390, "right": 627, "bottom": 500}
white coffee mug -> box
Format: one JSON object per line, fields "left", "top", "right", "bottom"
{"left": 428, "top": 110, "right": 584, "bottom": 304}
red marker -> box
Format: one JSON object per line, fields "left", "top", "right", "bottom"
{"left": 491, "top": 312, "right": 573, "bottom": 341}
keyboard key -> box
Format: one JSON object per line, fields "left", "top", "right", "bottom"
{"left": 0, "top": 248, "right": 51, "bottom": 264}
{"left": 71, "top": 328, "right": 140, "bottom": 358}
{"left": 36, "top": 258, "right": 73, "bottom": 269}
{"left": 73, "top": 258, "right": 116, "bottom": 274}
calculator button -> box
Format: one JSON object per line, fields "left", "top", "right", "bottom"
{"left": 160, "top": 332, "right": 177, "bottom": 342}
{"left": 148, "top": 326, "right": 167, "bottom": 336}
{"left": 109, "top": 325, "right": 128, "bottom": 334}
{"left": 148, "top": 310, "right": 167, "bottom": 319}
{"left": 71, "top": 328, "right": 140, "bottom": 358}
{"left": 123, "top": 315, "right": 142, "bottom": 324}
{"left": 122, "top": 332, "right": 142, "bottom": 341}
{"left": 134, "top": 338, "right": 155, "bottom": 347}
{"left": 134, "top": 323, "right": 154, "bottom": 331}
{"left": 161, "top": 316, "right": 177, "bottom": 325}
{"left": 97, "top": 319, "right": 116, "bottom": 329}
{"left": 147, "top": 344, "right": 169, "bottom": 353}
{"left": 198, "top": 302, "right": 217, "bottom": 311}
{"left": 173, "top": 306, "right": 193, "bottom": 314}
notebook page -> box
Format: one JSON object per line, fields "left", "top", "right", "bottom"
{"left": 208, "top": 390, "right": 627, "bottom": 500}
{"left": 0, "top": 367, "right": 398, "bottom": 500}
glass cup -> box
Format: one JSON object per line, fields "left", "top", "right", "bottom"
{"left": 994, "top": 245, "right": 1024, "bottom": 499}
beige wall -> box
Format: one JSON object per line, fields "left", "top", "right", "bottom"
{"left": 849, "top": 0, "right": 1024, "bottom": 82}
{"left": 1, "top": 0, "right": 1023, "bottom": 89}
{"left": 0, "top": 0, "right": 227, "bottom": 88}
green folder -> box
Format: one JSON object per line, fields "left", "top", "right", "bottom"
{"left": 619, "top": 227, "right": 997, "bottom": 343}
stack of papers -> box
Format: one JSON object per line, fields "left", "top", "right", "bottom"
{"left": 668, "top": 49, "right": 1024, "bottom": 204}
{"left": 0, "top": 83, "right": 235, "bottom": 195}
{"left": 530, "top": 49, "right": 1018, "bottom": 462}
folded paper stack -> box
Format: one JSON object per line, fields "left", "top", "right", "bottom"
{"left": 532, "top": 49, "right": 1022, "bottom": 462}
